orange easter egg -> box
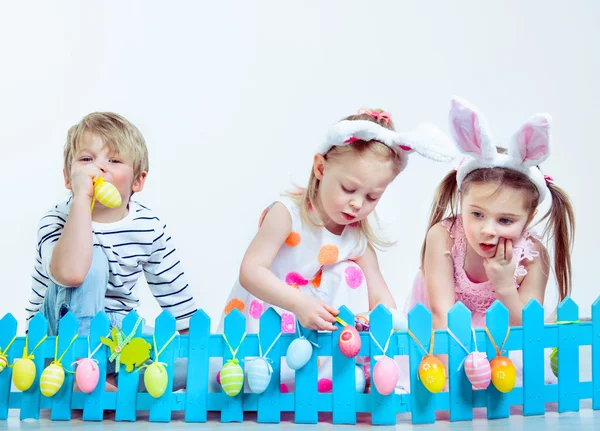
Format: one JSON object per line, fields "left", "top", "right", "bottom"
{"left": 490, "top": 356, "right": 516, "bottom": 393}
{"left": 418, "top": 356, "right": 446, "bottom": 393}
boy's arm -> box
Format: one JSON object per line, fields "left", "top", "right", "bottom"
{"left": 143, "top": 221, "right": 198, "bottom": 331}
{"left": 49, "top": 196, "right": 94, "bottom": 287}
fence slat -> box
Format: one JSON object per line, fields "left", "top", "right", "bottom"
{"left": 50, "top": 312, "right": 78, "bottom": 420}
{"left": 522, "top": 299, "right": 545, "bottom": 416}
{"left": 115, "top": 311, "right": 143, "bottom": 422}
{"left": 256, "top": 307, "right": 282, "bottom": 423}
{"left": 485, "top": 301, "right": 510, "bottom": 420}
{"left": 149, "top": 311, "right": 178, "bottom": 422}
{"left": 0, "top": 314, "right": 18, "bottom": 419}
{"left": 332, "top": 305, "right": 357, "bottom": 425}
{"left": 557, "top": 297, "right": 579, "bottom": 413}
{"left": 82, "top": 311, "right": 110, "bottom": 421}
{"left": 184, "top": 309, "right": 210, "bottom": 422}
{"left": 20, "top": 313, "right": 48, "bottom": 420}
{"left": 447, "top": 302, "right": 473, "bottom": 422}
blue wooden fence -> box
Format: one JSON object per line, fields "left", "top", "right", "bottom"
{"left": 0, "top": 297, "right": 598, "bottom": 425}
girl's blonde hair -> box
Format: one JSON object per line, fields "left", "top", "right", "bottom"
{"left": 288, "top": 110, "right": 407, "bottom": 249}
{"left": 421, "top": 167, "right": 575, "bottom": 303}
{"left": 64, "top": 112, "right": 149, "bottom": 180}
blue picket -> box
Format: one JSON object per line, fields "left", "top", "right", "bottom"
{"left": 332, "top": 305, "right": 357, "bottom": 425}
{"left": 20, "top": 313, "right": 48, "bottom": 420}
{"left": 184, "top": 309, "right": 210, "bottom": 422}
{"left": 2, "top": 297, "right": 600, "bottom": 424}
{"left": 0, "top": 314, "right": 18, "bottom": 419}
{"left": 294, "top": 321, "right": 318, "bottom": 424}
{"left": 82, "top": 311, "right": 110, "bottom": 421}
{"left": 148, "top": 311, "right": 178, "bottom": 422}
{"left": 221, "top": 309, "right": 246, "bottom": 423}
{"left": 256, "top": 307, "right": 282, "bottom": 423}
{"left": 50, "top": 312, "right": 78, "bottom": 420}
{"left": 557, "top": 297, "right": 580, "bottom": 413}
{"left": 115, "top": 311, "right": 143, "bottom": 422}
{"left": 447, "top": 302, "right": 473, "bottom": 422}
{"left": 485, "top": 301, "right": 510, "bottom": 420}
{"left": 593, "top": 298, "right": 600, "bottom": 410}
{"left": 522, "top": 299, "right": 545, "bottom": 416}
{"left": 408, "top": 303, "right": 435, "bottom": 425}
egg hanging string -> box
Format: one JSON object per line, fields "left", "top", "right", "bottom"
{"left": 136, "top": 331, "right": 178, "bottom": 373}
{"left": 484, "top": 326, "right": 510, "bottom": 357}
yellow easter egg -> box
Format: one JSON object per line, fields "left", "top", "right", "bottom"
{"left": 144, "top": 362, "right": 169, "bottom": 398}
{"left": 94, "top": 179, "right": 121, "bottom": 209}
{"left": 40, "top": 363, "right": 65, "bottom": 397}
{"left": 0, "top": 355, "right": 8, "bottom": 373}
{"left": 418, "top": 356, "right": 446, "bottom": 393}
{"left": 12, "top": 358, "right": 36, "bottom": 391}
{"left": 490, "top": 356, "right": 516, "bottom": 393}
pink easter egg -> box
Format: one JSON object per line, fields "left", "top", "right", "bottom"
{"left": 75, "top": 358, "right": 100, "bottom": 394}
{"left": 464, "top": 352, "right": 491, "bottom": 390}
{"left": 216, "top": 371, "right": 221, "bottom": 384}
{"left": 318, "top": 378, "right": 333, "bottom": 393}
{"left": 373, "top": 356, "right": 398, "bottom": 395}
{"left": 338, "top": 326, "right": 361, "bottom": 358}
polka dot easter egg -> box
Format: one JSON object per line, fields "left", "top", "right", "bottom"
{"left": 464, "top": 352, "right": 491, "bottom": 390}
{"left": 490, "top": 356, "right": 516, "bottom": 393}
{"left": 338, "top": 326, "right": 361, "bottom": 358}
{"left": 418, "top": 356, "right": 446, "bottom": 394}
{"left": 40, "top": 363, "right": 65, "bottom": 397}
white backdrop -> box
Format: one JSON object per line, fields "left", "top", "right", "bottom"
{"left": 1, "top": 1, "right": 598, "bottom": 333}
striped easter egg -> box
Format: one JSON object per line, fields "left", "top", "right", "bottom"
{"left": 464, "top": 352, "right": 491, "bottom": 389}
{"left": 550, "top": 347, "right": 558, "bottom": 377}
{"left": 0, "top": 355, "right": 7, "bottom": 373}
{"left": 94, "top": 179, "right": 121, "bottom": 209}
{"left": 12, "top": 358, "right": 36, "bottom": 391}
{"left": 220, "top": 361, "right": 244, "bottom": 396}
{"left": 40, "top": 363, "right": 65, "bottom": 397}
{"left": 247, "top": 358, "right": 272, "bottom": 394}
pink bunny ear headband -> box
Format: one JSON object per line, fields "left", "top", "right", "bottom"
{"left": 450, "top": 96, "right": 552, "bottom": 202}
{"left": 317, "top": 107, "right": 457, "bottom": 163}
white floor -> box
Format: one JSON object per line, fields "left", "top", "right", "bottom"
{"left": 6, "top": 402, "right": 599, "bottom": 430}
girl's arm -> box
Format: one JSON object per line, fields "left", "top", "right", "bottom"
{"left": 355, "top": 244, "right": 397, "bottom": 310}
{"left": 239, "top": 203, "right": 338, "bottom": 331}
{"left": 423, "top": 223, "right": 457, "bottom": 330}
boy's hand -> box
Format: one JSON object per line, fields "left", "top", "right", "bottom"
{"left": 484, "top": 238, "right": 517, "bottom": 293}
{"left": 292, "top": 296, "right": 339, "bottom": 332}
{"left": 70, "top": 164, "right": 102, "bottom": 200}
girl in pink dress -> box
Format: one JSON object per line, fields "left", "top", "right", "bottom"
{"left": 404, "top": 97, "right": 575, "bottom": 387}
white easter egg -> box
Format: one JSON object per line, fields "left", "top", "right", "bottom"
{"left": 247, "top": 358, "right": 272, "bottom": 394}
{"left": 286, "top": 338, "right": 312, "bottom": 370}
{"left": 355, "top": 365, "right": 366, "bottom": 393}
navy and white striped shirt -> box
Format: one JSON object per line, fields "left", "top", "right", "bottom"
{"left": 27, "top": 199, "right": 197, "bottom": 330}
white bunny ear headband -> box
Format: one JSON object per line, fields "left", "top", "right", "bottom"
{"left": 316, "top": 108, "right": 457, "bottom": 166}
{"left": 450, "top": 97, "right": 553, "bottom": 202}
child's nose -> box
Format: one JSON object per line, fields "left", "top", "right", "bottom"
{"left": 350, "top": 197, "right": 363, "bottom": 210}
{"left": 481, "top": 221, "right": 496, "bottom": 236}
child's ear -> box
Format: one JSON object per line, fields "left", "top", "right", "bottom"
{"left": 313, "top": 154, "right": 326, "bottom": 180}
{"left": 132, "top": 171, "right": 147, "bottom": 193}
{"left": 63, "top": 169, "right": 72, "bottom": 190}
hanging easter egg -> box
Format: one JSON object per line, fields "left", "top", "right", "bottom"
{"left": 75, "top": 358, "right": 100, "bottom": 394}
{"left": 286, "top": 338, "right": 312, "bottom": 370}
{"left": 490, "top": 356, "right": 516, "bottom": 393}
{"left": 247, "top": 358, "right": 272, "bottom": 394}
{"left": 40, "top": 363, "right": 65, "bottom": 397}
{"left": 0, "top": 356, "right": 7, "bottom": 373}
{"left": 418, "top": 356, "right": 446, "bottom": 393}
{"left": 144, "top": 362, "right": 169, "bottom": 398}
{"left": 464, "top": 352, "right": 491, "bottom": 389}
{"left": 372, "top": 356, "right": 398, "bottom": 395}
{"left": 94, "top": 178, "right": 121, "bottom": 209}
{"left": 338, "top": 326, "right": 361, "bottom": 358}
{"left": 12, "top": 358, "right": 36, "bottom": 391}
{"left": 220, "top": 361, "right": 244, "bottom": 396}
{"left": 355, "top": 364, "right": 366, "bottom": 393}
{"left": 550, "top": 347, "right": 558, "bottom": 378}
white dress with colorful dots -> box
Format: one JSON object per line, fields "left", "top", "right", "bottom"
{"left": 218, "top": 196, "right": 369, "bottom": 334}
